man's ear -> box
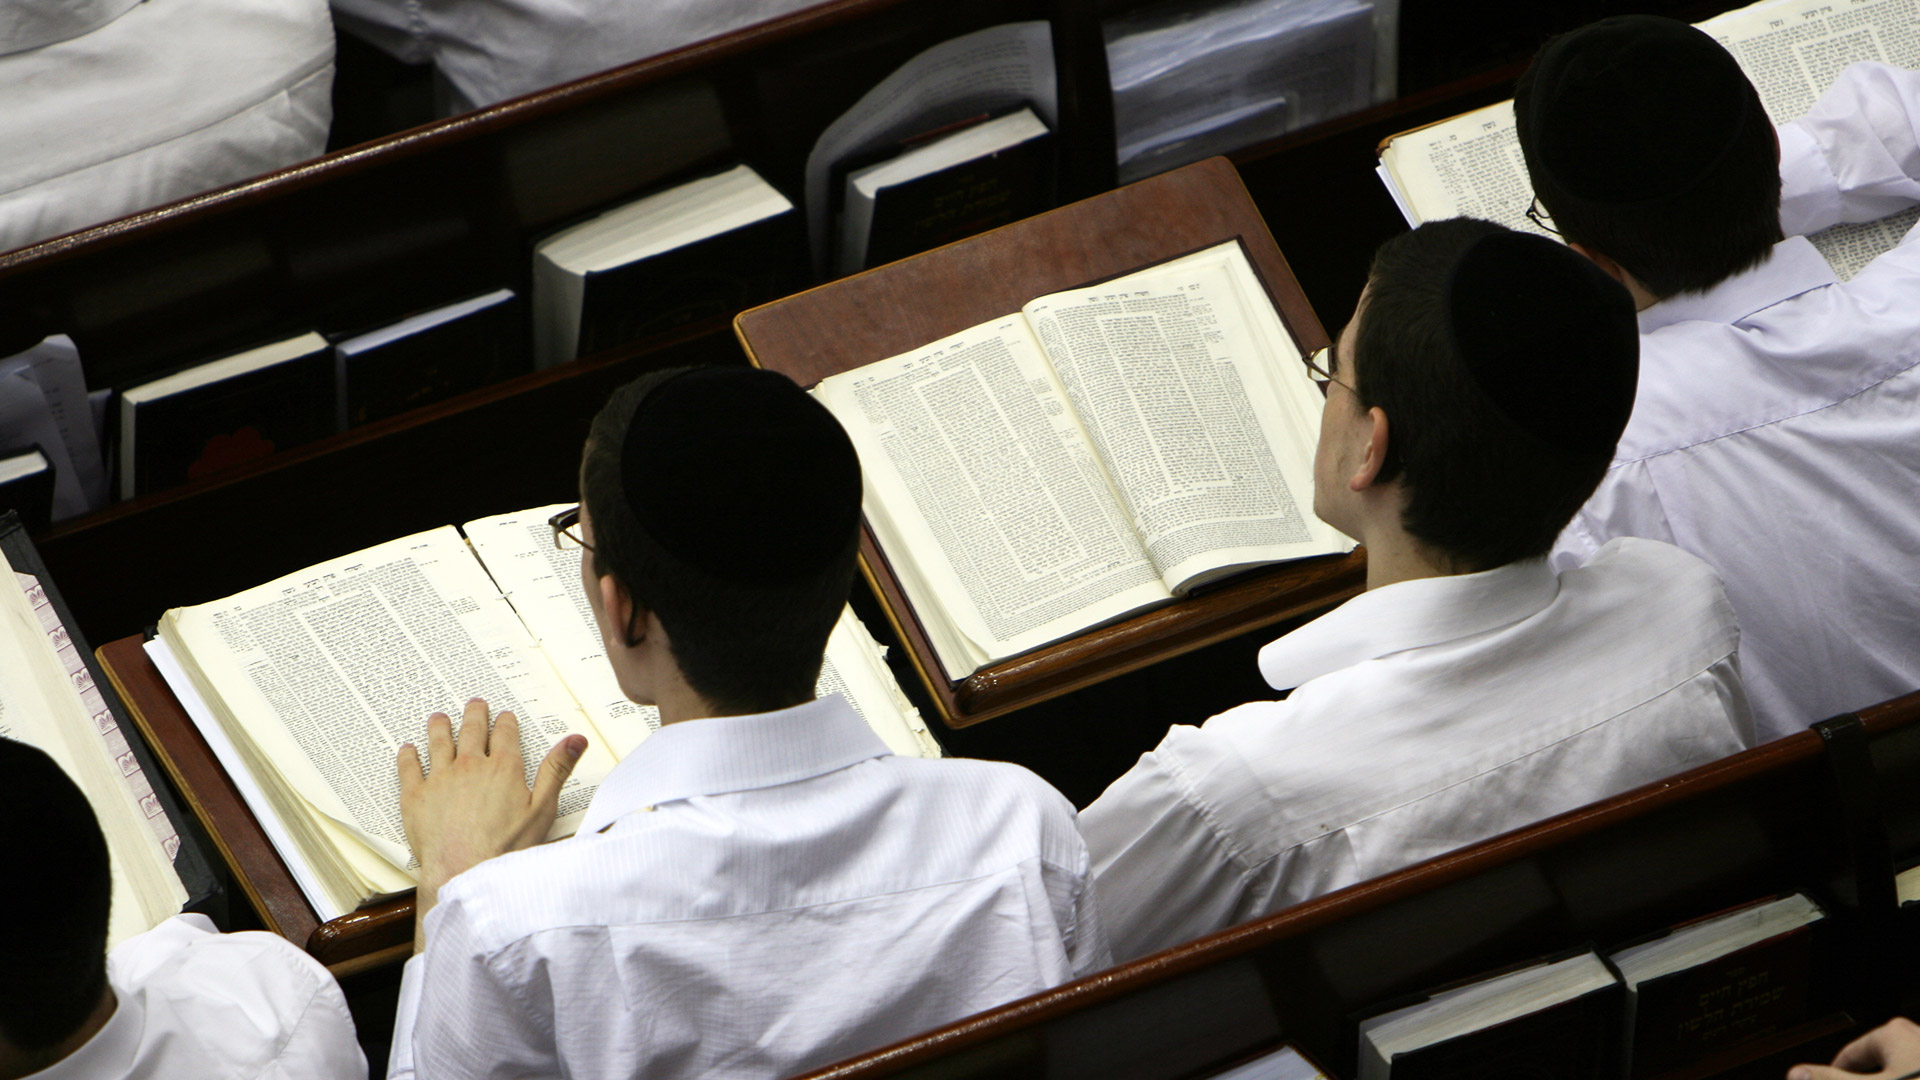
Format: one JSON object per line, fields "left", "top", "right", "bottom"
{"left": 1567, "top": 241, "right": 1628, "bottom": 283}
{"left": 597, "top": 573, "right": 644, "bottom": 649}
{"left": 1350, "top": 406, "right": 1390, "bottom": 492}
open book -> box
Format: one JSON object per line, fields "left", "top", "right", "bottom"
{"left": 154, "top": 504, "right": 938, "bottom": 921}
{"left": 2, "top": 544, "right": 187, "bottom": 947}
{"left": 811, "top": 241, "right": 1352, "bottom": 683}
{"left": 1375, "top": 0, "right": 1920, "bottom": 282}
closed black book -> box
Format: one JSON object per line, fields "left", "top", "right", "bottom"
{"left": 1610, "top": 893, "right": 1829, "bottom": 1078}
{"left": 1357, "top": 949, "right": 1623, "bottom": 1080}
{"left": 334, "top": 288, "right": 528, "bottom": 429}
{"left": 0, "top": 447, "right": 55, "bottom": 533}
{"left": 116, "top": 332, "right": 333, "bottom": 500}
{"left": 532, "top": 164, "right": 800, "bottom": 368}
{"left": 839, "top": 107, "right": 1055, "bottom": 275}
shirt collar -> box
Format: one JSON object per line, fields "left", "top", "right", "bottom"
{"left": 1636, "top": 236, "right": 1837, "bottom": 334}
{"left": 0, "top": 0, "right": 143, "bottom": 56}
{"left": 578, "top": 695, "right": 892, "bottom": 833}
{"left": 27, "top": 985, "right": 142, "bottom": 1080}
{"left": 1257, "top": 558, "right": 1561, "bottom": 690}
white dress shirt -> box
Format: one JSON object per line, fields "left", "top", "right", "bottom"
{"left": 331, "top": 0, "right": 825, "bottom": 111}
{"left": 1552, "top": 62, "right": 1920, "bottom": 743}
{"left": 1081, "top": 538, "right": 1753, "bottom": 962}
{"left": 0, "top": 0, "right": 334, "bottom": 252}
{"left": 389, "top": 694, "right": 1108, "bottom": 1080}
{"left": 28, "top": 914, "right": 366, "bottom": 1080}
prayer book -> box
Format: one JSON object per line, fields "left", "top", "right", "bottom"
{"left": 333, "top": 287, "right": 528, "bottom": 429}
{"left": 532, "top": 164, "right": 800, "bottom": 367}
{"left": 1374, "top": 0, "right": 1920, "bottom": 282}
{"left": 1356, "top": 950, "right": 1622, "bottom": 1080}
{"left": 117, "top": 331, "right": 333, "bottom": 500}
{"left": 0, "top": 521, "right": 189, "bottom": 948}
{"left": 0, "top": 447, "right": 54, "bottom": 533}
{"left": 1607, "top": 892, "right": 1828, "bottom": 1076}
{"left": 810, "top": 240, "right": 1351, "bottom": 683}
{"left": 836, "top": 107, "right": 1055, "bottom": 276}
{"left": 152, "top": 504, "right": 940, "bottom": 920}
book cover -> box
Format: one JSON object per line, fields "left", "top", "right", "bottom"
{"left": 1372, "top": 981, "right": 1621, "bottom": 1080}
{"left": 0, "top": 448, "right": 55, "bottom": 534}
{"left": 852, "top": 124, "right": 1055, "bottom": 272}
{"left": 1622, "top": 921, "right": 1827, "bottom": 1077}
{"left": 573, "top": 209, "right": 803, "bottom": 359}
{"left": 119, "top": 333, "right": 333, "bottom": 500}
{"left": 335, "top": 288, "right": 528, "bottom": 429}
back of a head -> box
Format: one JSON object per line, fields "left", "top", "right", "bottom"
{"left": 1355, "top": 218, "right": 1639, "bottom": 570}
{"left": 0, "top": 739, "right": 112, "bottom": 1052}
{"left": 1514, "top": 15, "right": 1783, "bottom": 297}
{"left": 580, "top": 365, "right": 863, "bottom": 715}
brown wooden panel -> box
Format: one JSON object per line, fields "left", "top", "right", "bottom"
{"left": 740, "top": 157, "right": 1361, "bottom": 725}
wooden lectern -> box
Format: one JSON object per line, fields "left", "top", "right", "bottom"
{"left": 737, "top": 156, "right": 1366, "bottom": 727}
{"left": 97, "top": 635, "right": 414, "bottom": 974}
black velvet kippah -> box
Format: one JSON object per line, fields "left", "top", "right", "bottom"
{"left": 0, "top": 737, "right": 104, "bottom": 915}
{"left": 1444, "top": 231, "right": 1639, "bottom": 457}
{"left": 1526, "top": 15, "right": 1757, "bottom": 203}
{"left": 620, "top": 366, "right": 861, "bottom": 586}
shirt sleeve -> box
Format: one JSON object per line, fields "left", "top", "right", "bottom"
{"left": 384, "top": 955, "right": 426, "bottom": 1080}
{"left": 1078, "top": 737, "right": 1260, "bottom": 963}
{"left": 406, "top": 888, "right": 562, "bottom": 1080}
{"left": 1779, "top": 62, "right": 1920, "bottom": 235}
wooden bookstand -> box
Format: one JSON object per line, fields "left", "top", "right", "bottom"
{"left": 737, "top": 156, "right": 1366, "bottom": 726}
{"left": 97, "top": 634, "right": 414, "bottom": 976}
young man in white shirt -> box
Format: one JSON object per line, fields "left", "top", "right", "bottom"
{"left": 1513, "top": 16, "right": 1920, "bottom": 741}
{"left": 0, "top": 738, "right": 366, "bottom": 1080}
{"left": 390, "top": 366, "right": 1108, "bottom": 1079}
{"left": 1078, "top": 222, "right": 1755, "bottom": 962}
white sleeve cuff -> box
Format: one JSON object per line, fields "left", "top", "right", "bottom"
{"left": 385, "top": 953, "right": 429, "bottom": 1080}
{"left": 1777, "top": 121, "right": 1841, "bottom": 238}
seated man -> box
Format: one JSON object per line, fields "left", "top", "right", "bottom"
{"left": 0, "top": 0, "right": 334, "bottom": 252}
{"left": 390, "top": 366, "right": 1108, "bottom": 1078}
{"left": 1513, "top": 17, "right": 1920, "bottom": 741}
{"left": 0, "top": 738, "right": 365, "bottom": 1080}
{"left": 1079, "top": 221, "right": 1754, "bottom": 961}
{"left": 332, "top": 0, "right": 824, "bottom": 111}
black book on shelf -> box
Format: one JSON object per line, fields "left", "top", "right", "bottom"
{"left": 0, "top": 447, "right": 55, "bottom": 534}
{"left": 836, "top": 106, "right": 1055, "bottom": 276}
{"left": 1608, "top": 892, "right": 1831, "bottom": 1078}
{"left": 531, "top": 164, "right": 803, "bottom": 368}
{"left": 333, "top": 288, "right": 528, "bottom": 429}
{"left": 115, "top": 332, "right": 333, "bottom": 500}
{"left": 1354, "top": 948, "right": 1623, "bottom": 1080}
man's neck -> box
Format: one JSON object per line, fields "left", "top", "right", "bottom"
{"left": 0, "top": 988, "right": 115, "bottom": 1080}
{"left": 1357, "top": 526, "right": 1461, "bottom": 591}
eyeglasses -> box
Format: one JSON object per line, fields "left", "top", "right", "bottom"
{"left": 1304, "top": 346, "right": 1353, "bottom": 393}
{"left": 1524, "top": 195, "right": 1562, "bottom": 236}
{"left": 550, "top": 506, "right": 593, "bottom": 552}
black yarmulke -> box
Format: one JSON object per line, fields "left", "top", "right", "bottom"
{"left": 1525, "top": 15, "right": 1758, "bottom": 204}
{"left": 1444, "top": 231, "right": 1639, "bottom": 457}
{"left": 621, "top": 367, "right": 861, "bottom": 586}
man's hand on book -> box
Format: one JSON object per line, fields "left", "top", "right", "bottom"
{"left": 397, "top": 698, "right": 587, "bottom": 952}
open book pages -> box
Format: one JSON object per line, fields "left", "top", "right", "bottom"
{"left": 0, "top": 549, "right": 187, "bottom": 947}
{"left": 157, "top": 505, "right": 935, "bottom": 919}
{"left": 1376, "top": 0, "right": 1920, "bottom": 282}
{"left": 1357, "top": 951, "right": 1617, "bottom": 1080}
{"left": 813, "top": 241, "right": 1351, "bottom": 682}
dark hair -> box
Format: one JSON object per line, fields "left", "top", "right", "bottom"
{"left": 0, "top": 738, "right": 112, "bottom": 1051}
{"left": 1349, "top": 219, "right": 1620, "bottom": 570}
{"left": 580, "top": 368, "right": 859, "bottom": 714}
{"left": 1513, "top": 19, "right": 1783, "bottom": 298}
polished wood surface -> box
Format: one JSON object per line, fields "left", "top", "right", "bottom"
{"left": 792, "top": 692, "right": 1920, "bottom": 1079}
{"left": 739, "top": 157, "right": 1364, "bottom": 724}
{"left": 98, "top": 635, "right": 416, "bottom": 973}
